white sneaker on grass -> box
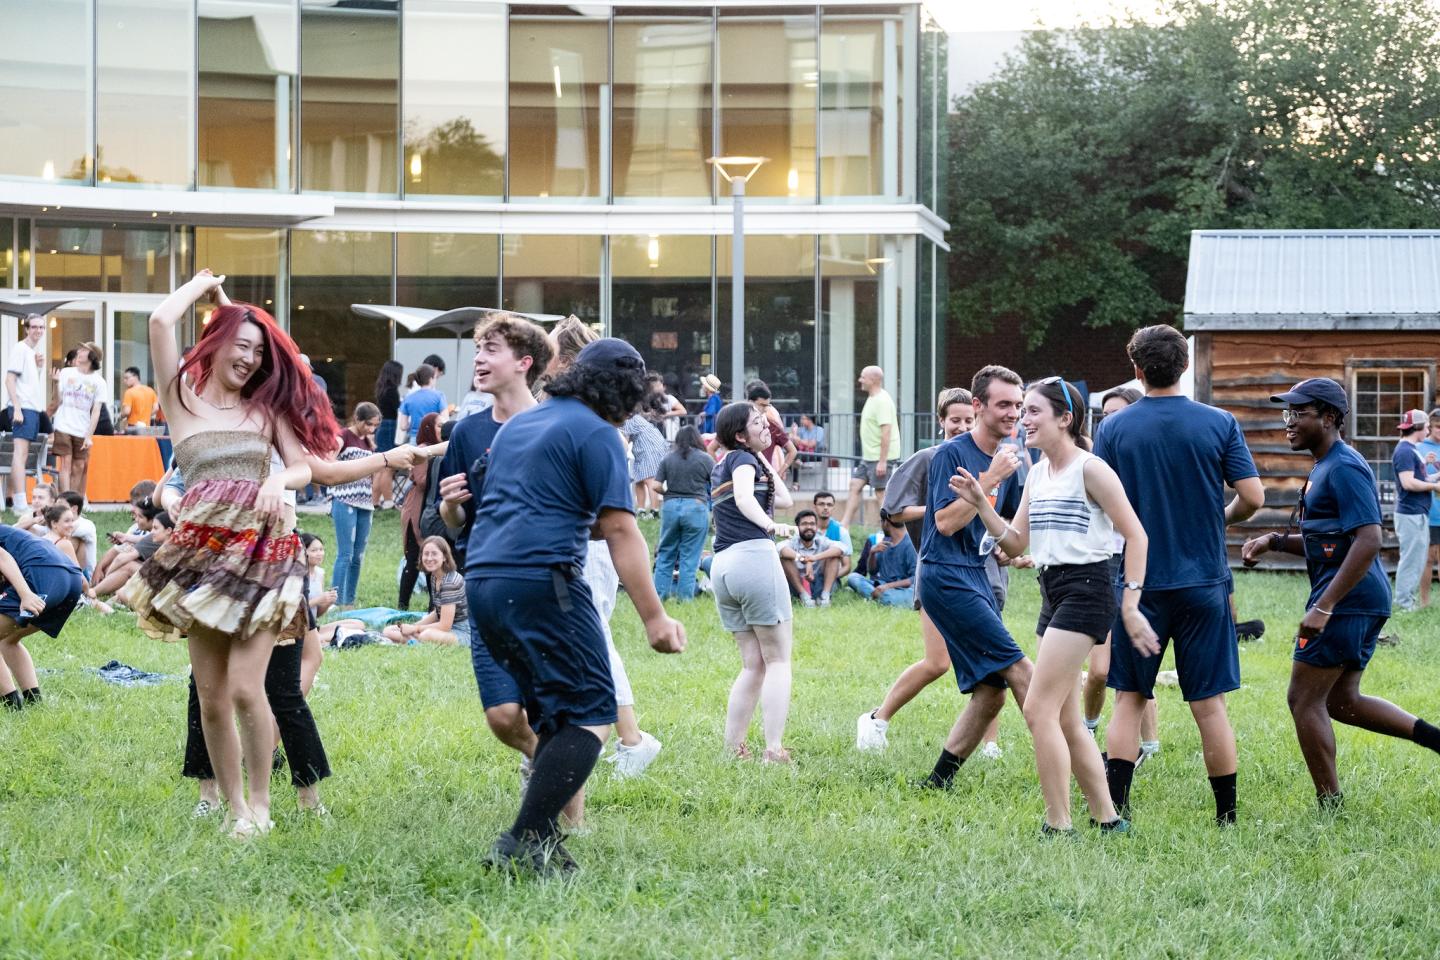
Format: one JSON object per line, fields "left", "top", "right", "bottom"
{"left": 818, "top": 593, "right": 831, "bottom": 607}
{"left": 856, "top": 711, "right": 889, "bottom": 751}
{"left": 979, "top": 740, "right": 1002, "bottom": 760}
{"left": 611, "top": 731, "right": 663, "bottom": 778}
{"left": 801, "top": 595, "right": 816, "bottom": 608}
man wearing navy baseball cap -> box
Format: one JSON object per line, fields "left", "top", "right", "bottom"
{"left": 465, "top": 336, "right": 686, "bottom": 875}
{"left": 1242, "top": 378, "right": 1440, "bottom": 809}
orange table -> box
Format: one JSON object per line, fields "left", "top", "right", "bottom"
{"left": 77, "top": 435, "right": 167, "bottom": 503}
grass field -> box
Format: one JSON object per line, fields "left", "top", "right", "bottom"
{"left": 3, "top": 509, "right": 1440, "bottom": 959}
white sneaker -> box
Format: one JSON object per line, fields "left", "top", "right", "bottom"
{"left": 856, "top": 710, "right": 889, "bottom": 751}
{"left": 801, "top": 595, "right": 816, "bottom": 608}
{"left": 612, "top": 731, "right": 663, "bottom": 778}
{"left": 979, "top": 740, "right": 1002, "bottom": 760}
{"left": 818, "top": 593, "right": 832, "bottom": 607}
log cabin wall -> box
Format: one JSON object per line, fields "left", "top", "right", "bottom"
{"left": 1195, "top": 329, "right": 1440, "bottom": 571}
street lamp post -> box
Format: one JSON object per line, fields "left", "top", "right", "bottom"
{"left": 708, "top": 156, "right": 768, "bottom": 401}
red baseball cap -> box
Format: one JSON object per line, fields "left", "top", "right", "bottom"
{"left": 1398, "top": 409, "right": 1428, "bottom": 432}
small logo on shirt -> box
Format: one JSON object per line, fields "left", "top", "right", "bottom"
{"left": 1322, "top": 543, "right": 1335, "bottom": 558}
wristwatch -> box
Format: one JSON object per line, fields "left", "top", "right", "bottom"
{"left": 1123, "top": 581, "right": 1143, "bottom": 592}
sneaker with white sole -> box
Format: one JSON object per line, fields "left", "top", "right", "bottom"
{"left": 801, "top": 595, "right": 817, "bottom": 608}
{"left": 979, "top": 740, "right": 1002, "bottom": 760}
{"left": 192, "top": 799, "right": 220, "bottom": 820}
{"left": 856, "top": 710, "right": 889, "bottom": 751}
{"left": 612, "top": 731, "right": 662, "bottom": 778}
{"left": 518, "top": 755, "right": 533, "bottom": 803}
{"left": 818, "top": 593, "right": 831, "bottom": 607}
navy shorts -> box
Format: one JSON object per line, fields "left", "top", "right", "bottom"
{"left": 466, "top": 573, "right": 617, "bottom": 733}
{"left": 464, "top": 594, "right": 523, "bottom": 710}
{"left": 0, "top": 564, "right": 83, "bottom": 638}
{"left": 1108, "top": 583, "right": 1239, "bottom": 702}
{"left": 919, "top": 561, "right": 1025, "bottom": 694}
{"left": 11, "top": 409, "right": 41, "bottom": 442}
{"left": 1294, "top": 613, "right": 1385, "bottom": 671}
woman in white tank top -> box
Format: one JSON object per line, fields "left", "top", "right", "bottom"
{"left": 950, "top": 378, "right": 1159, "bottom": 836}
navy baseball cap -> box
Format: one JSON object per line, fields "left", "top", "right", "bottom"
{"left": 576, "top": 337, "right": 645, "bottom": 373}
{"left": 1270, "top": 378, "right": 1348, "bottom": 414}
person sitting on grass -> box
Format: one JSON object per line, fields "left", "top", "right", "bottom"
{"left": 12, "top": 483, "right": 58, "bottom": 535}
{"left": 779, "top": 509, "right": 845, "bottom": 607}
{"left": 57, "top": 491, "right": 100, "bottom": 583}
{"left": 92, "top": 511, "right": 174, "bottom": 600}
{"left": 845, "top": 512, "right": 917, "bottom": 607}
{"left": 37, "top": 504, "right": 112, "bottom": 613}
{"left": 383, "top": 537, "right": 470, "bottom": 647}
{"left": 92, "top": 501, "right": 161, "bottom": 585}
{"left": 0, "top": 523, "right": 85, "bottom": 710}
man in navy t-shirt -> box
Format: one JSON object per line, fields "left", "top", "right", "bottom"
{"left": 914, "top": 364, "right": 1031, "bottom": 792}
{"left": 1242, "top": 378, "right": 1440, "bottom": 808}
{"left": 1094, "top": 324, "right": 1263, "bottom": 826}
{"left": 464, "top": 337, "right": 685, "bottom": 875}
{"left": 1389, "top": 409, "right": 1439, "bottom": 611}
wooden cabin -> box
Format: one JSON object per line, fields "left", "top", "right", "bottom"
{"left": 1184, "top": 229, "right": 1440, "bottom": 569}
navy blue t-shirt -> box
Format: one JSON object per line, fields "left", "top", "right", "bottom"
{"left": 1301, "top": 440, "right": 1390, "bottom": 616}
{"left": 920, "top": 432, "right": 1022, "bottom": 568}
{"left": 1094, "top": 395, "right": 1257, "bottom": 590}
{"left": 440, "top": 409, "right": 503, "bottom": 566}
{"left": 1391, "top": 440, "right": 1431, "bottom": 516}
{"left": 0, "top": 525, "right": 79, "bottom": 573}
{"left": 711, "top": 450, "right": 772, "bottom": 553}
{"left": 466, "top": 397, "right": 633, "bottom": 579}
{"left": 872, "top": 534, "right": 917, "bottom": 584}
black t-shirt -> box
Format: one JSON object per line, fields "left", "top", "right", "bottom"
{"left": 711, "top": 450, "right": 771, "bottom": 552}
{"left": 656, "top": 449, "right": 714, "bottom": 500}
{"left": 376, "top": 384, "right": 401, "bottom": 420}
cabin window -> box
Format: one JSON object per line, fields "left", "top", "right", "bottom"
{"left": 1348, "top": 363, "right": 1434, "bottom": 510}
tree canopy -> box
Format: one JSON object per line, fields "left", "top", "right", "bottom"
{"left": 947, "top": 0, "right": 1440, "bottom": 348}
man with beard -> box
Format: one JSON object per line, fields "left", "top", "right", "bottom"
{"left": 1242, "top": 379, "right": 1440, "bottom": 809}
{"left": 779, "top": 509, "right": 846, "bottom": 607}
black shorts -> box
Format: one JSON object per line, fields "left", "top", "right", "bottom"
{"left": 1430, "top": 525, "right": 1440, "bottom": 547}
{"left": 1037, "top": 560, "right": 1117, "bottom": 642}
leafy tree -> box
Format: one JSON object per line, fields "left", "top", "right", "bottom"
{"left": 947, "top": 0, "right": 1440, "bottom": 348}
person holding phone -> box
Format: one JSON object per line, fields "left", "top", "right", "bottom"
{"left": 0, "top": 523, "right": 84, "bottom": 710}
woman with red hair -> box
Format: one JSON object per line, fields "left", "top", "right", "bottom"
{"left": 123, "top": 270, "right": 338, "bottom": 838}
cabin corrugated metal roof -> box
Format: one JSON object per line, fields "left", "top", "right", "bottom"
{"left": 1184, "top": 230, "right": 1440, "bottom": 330}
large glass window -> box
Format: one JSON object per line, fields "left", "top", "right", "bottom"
{"left": 1, "top": 219, "right": 14, "bottom": 288}
{"left": 397, "top": 233, "right": 500, "bottom": 405}
{"left": 717, "top": 9, "right": 817, "bottom": 202}
{"left": 300, "top": 0, "right": 399, "bottom": 196}
{"left": 502, "top": 235, "right": 602, "bottom": 319}
{"left": 404, "top": 1, "right": 506, "bottom": 199}
{"left": 717, "top": 234, "right": 816, "bottom": 413}
{"left": 97, "top": 0, "right": 194, "bottom": 186}
{"left": 192, "top": 227, "right": 285, "bottom": 321}
{"left": 290, "top": 231, "right": 394, "bottom": 418}
{"left": 199, "top": 0, "right": 298, "bottom": 191}
{"left": 612, "top": 235, "right": 713, "bottom": 404}
{"left": 33, "top": 223, "right": 172, "bottom": 294}
{"left": 508, "top": 10, "right": 609, "bottom": 200}
{"left": 820, "top": 8, "right": 908, "bottom": 200}
{"left": 0, "top": 1, "right": 93, "bottom": 183}
{"left": 918, "top": 10, "right": 947, "bottom": 213}
{"left": 613, "top": 12, "right": 714, "bottom": 202}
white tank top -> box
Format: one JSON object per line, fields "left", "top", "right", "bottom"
{"left": 1026, "top": 451, "right": 1115, "bottom": 568}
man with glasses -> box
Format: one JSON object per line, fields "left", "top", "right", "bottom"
{"left": 1093, "top": 324, "right": 1264, "bottom": 826}
{"left": 1241, "top": 379, "right": 1440, "bottom": 809}
{"left": 5, "top": 316, "right": 46, "bottom": 516}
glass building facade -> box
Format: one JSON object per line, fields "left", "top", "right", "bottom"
{"left": 0, "top": 1, "right": 948, "bottom": 453}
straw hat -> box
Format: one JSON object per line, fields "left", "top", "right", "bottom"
{"left": 701, "top": 374, "right": 722, "bottom": 394}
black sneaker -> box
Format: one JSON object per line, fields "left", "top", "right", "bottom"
{"left": 272, "top": 747, "right": 286, "bottom": 774}
{"left": 1094, "top": 817, "right": 1132, "bottom": 835}
{"left": 1039, "top": 821, "right": 1078, "bottom": 839}
{"left": 483, "top": 832, "right": 578, "bottom": 877}
{"left": 1236, "top": 619, "right": 1266, "bottom": 642}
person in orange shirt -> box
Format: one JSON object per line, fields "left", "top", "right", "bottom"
{"left": 120, "top": 367, "right": 158, "bottom": 432}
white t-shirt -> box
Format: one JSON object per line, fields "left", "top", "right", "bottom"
{"left": 71, "top": 515, "right": 98, "bottom": 571}
{"left": 54, "top": 368, "right": 107, "bottom": 438}
{"left": 308, "top": 566, "right": 325, "bottom": 600}
{"left": 5, "top": 340, "right": 43, "bottom": 410}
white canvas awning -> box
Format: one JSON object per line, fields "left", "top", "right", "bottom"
{"left": 350, "top": 304, "right": 563, "bottom": 336}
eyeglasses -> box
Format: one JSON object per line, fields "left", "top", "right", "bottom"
{"left": 1037, "top": 376, "right": 1073, "bottom": 416}
{"left": 1281, "top": 408, "right": 1318, "bottom": 425}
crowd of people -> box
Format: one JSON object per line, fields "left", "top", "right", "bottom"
{"left": 3, "top": 272, "right": 1440, "bottom": 877}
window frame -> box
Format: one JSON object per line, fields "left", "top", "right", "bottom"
{"left": 1346, "top": 358, "right": 1436, "bottom": 516}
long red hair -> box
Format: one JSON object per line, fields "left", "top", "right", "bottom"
{"left": 179, "top": 303, "right": 340, "bottom": 456}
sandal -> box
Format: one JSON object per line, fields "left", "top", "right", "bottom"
{"left": 728, "top": 742, "right": 754, "bottom": 761}
{"left": 762, "top": 747, "right": 794, "bottom": 765}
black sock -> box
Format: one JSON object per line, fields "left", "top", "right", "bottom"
{"left": 1106, "top": 757, "right": 1136, "bottom": 816}
{"left": 1412, "top": 719, "right": 1440, "bottom": 754}
{"left": 21, "top": 687, "right": 40, "bottom": 704}
{"left": 925, "top": 749, "right": 963, "bottom": 788}
{"left": 1317, "top": 791, "right": 1344, "bottom": 811}
{"left": 1210, "top": 772, "right": 1237, "bottom": 824}
{"left": 2, "top": 690, "right": 21, "bottom": 711}
{"left": 509, "top": 724, "right": 603, "bottom": 843}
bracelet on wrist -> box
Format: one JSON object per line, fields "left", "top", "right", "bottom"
{"left": 1314, "top": 606, "right": 1334, "bottom": 617}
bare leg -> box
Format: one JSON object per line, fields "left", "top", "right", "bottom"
{"left": 1189, "top": 694, "right": 1237, "bottom": 777}
{"left": 0, "top": 620, "right": 40, "bottom": 693}
{"left": 1025, "top": 630, "right": 1107, "bottom": 829}
{"left": 228, "top": 629, "right": 280, "bottom": 823}
{"left": 753, "top": 621, "right": 794, "bottom": 754}
{"left": 1063, "top": 680, "right": 1117, "bottom": 823}
{"left": 983, "top": 715, "right": 1002, "bottom": 744}
{"left": 875, "top": 608, "right": 951, "bottom": 722}
{"left": 8, "top": 439, "right": 27, "bottom": 508}
{"left": 188, "top": 636, "right": 247, "bottom": 820}
{"left": 725, "top": 629, "right": 765, "bottom": 751}
{"left": 1287, "top": 660, "right": 1344, "bottom": 798}
{"left": 822, "top": 559, "right": 839, "bottom": 597}
{"left": 615, "top": 704, "right": 641, "bottom": 747}
{"left": 1326, "top": 668, "right": 1421, "bottom": 739}
{"left": 1084, "top": 638, "right": 1111, "bottom": 723}
{"left": 485, "top": 703, "right": 539, "bottom": 757}
{"left": 300, "top": 628, "right": 323, "bottom": 696}
{"left": 1108, "top": 691, "right": 1146, "bottom": 763}
{"left": 840, "top": 476, "right": 865, "bottom": 528}
{"left": 780, "top": 557, "right": 805, "bottom": 599}
{"left": 56, "top": 454, "right": 72, "bottom": 496}
{"left": 1141, "top": 698, "right": 1159, "bottom": 743}
{"left": 942, "top": 684, "right": 1006, "bottom": 757}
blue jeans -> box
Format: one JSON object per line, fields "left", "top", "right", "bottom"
{"left": 330, "top": 500, "right": 373, "bottom": 606}
{"left": 653, "top": 498, "right": 710, "bottom": 600}
{"left": 845, "top": 572, "right": 914, "bottom": 607}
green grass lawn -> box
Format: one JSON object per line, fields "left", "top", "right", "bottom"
{"left": 3, "top": 509, "right": 1440, "bottom": 958}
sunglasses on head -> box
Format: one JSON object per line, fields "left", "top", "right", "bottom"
{"left": 1036, "top": 376, "right": 1073, "bottom": 417}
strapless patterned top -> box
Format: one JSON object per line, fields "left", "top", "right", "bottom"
{"left": 120, "top": 430, "right": 305, "bottom": 645}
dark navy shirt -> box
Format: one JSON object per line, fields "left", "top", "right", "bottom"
{"left": 1302, "top": 440, "right": 1391, "bottom": 616}
{"left": 711, "top": 450, "right": 772, "bottom": 552}
{"left": 871, "top": 534, "right": 917, "bottom": 584}
{"left": 1094, "top": 395, "right": 1257, "bottom": 590}
{"left": 0, "top": 524, "right": 80, "bottom": 573}
{"left": 921, "top": 432, "right": 1022, "bottom": 568}
{"left": 466, "top": 397, "right": 632, "bottom": 580}
{"left": 440, "top": 409, "right": 503, "bottom": 567}
{"left": 1391, "top": 440, "right": 1431, "bottom": 516}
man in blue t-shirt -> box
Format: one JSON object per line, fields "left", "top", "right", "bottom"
{"left": 398, "top": 362, "right": 446, "bottom": 443}
{"left": 844, "top": 512, "right": 917, "bottom": 607}
{"left": 914, "top": 364, "right": 1031, "bottom": 792}
{"left": 1093, "top": 324, "right": 1263, "bottom": 826}
{"left": 1416, "top": 410, "right": 1440, "bottom": 607}
{"left": 1390, "top": 409, "right": 1440, "bottom": 612}
{"left": 1242, "top": 378, "right": 1440, "bottom": 808}
{"left": 462, "top": 337, "right": 685, "bottom": 875}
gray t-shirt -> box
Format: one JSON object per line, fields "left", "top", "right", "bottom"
{"left": 784, "top": 533, "right": 837, "bottom": 559}
{"left": 882, "top": 445, "right": 941, "bottom": 549}
{"left": 655, "top": 449, "right": 714, "bottom": 501}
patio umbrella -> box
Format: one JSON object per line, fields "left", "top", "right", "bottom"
{"left": 349, "top": 304, "right": 563, "bottom": 337}
{"left": 0, "top": 294, "right": 83, "bottom": 318}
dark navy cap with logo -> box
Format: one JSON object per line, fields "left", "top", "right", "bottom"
{"left": 577, "top": 337, "right": 645, "bottom": 373}
{"left": 1270, "top": 378, "right": 1349, "bottom": 414}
